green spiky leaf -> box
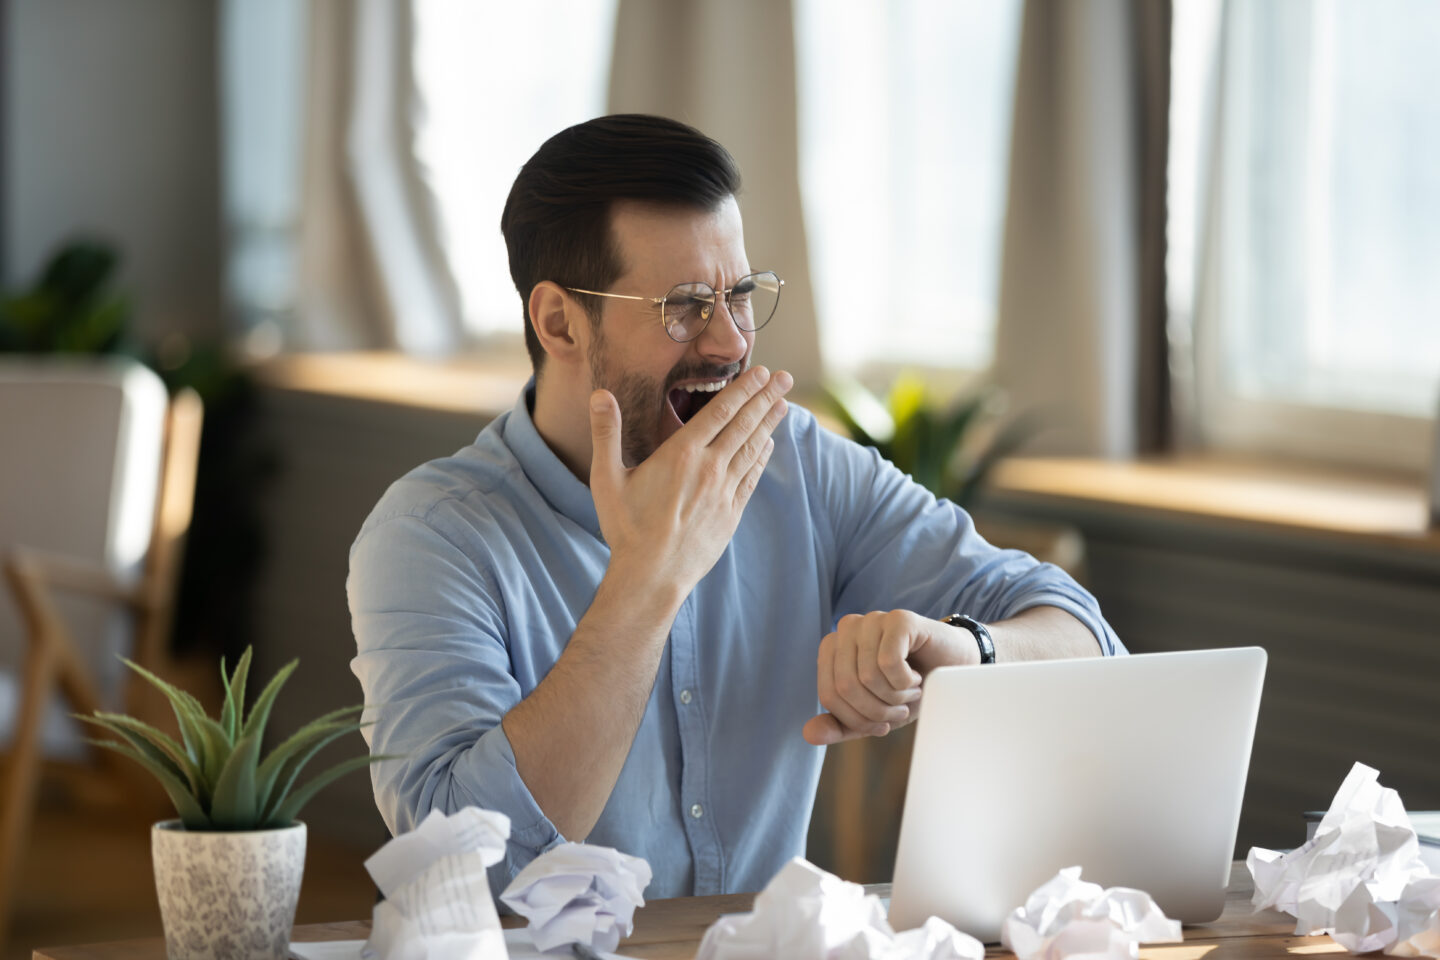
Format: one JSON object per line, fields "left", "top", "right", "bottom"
{"left": 254, "top": 705, "right": 364, "bottom": 815}
{"left": 265, "top": 754, "right": 392, "bottom": 829}
{"left": 259, "top": 720, "right": 375, "bottom": 822}
{"left": 224, "top": 647, "right": 253, "bottom": 742}
{"left": 79, "top": 712, "right": 203, "bottom": 800}
{"left": 219, "top": 655, "right": 234, "bottom": 742}
{"left": 209, "top": 732, "right": 263, "bottom": 828}
{"left": 89, "top": 648, "right": 397, "bottom": 831}
{"left": 85, "top": 738, "right": 212, "bottom": 829}
{"left": 240, "top": 658, "right": 297, "bottom": 743}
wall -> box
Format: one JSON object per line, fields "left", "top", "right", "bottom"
{"left": 1, "top": 0, "right": 221, "bottom": 343}
{"left": 250, "top": 386, "right": 487, "bottom": 845}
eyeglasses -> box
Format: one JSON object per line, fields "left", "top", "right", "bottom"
{"left": 566, "top": 271, "right": 784, "bottom": 343}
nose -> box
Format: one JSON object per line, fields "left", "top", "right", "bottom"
{"left": 693, "top": 292, "right": 750, "bottom": 364}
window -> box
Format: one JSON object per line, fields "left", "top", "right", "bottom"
{"left": 794, "top": 0, "right": 1024, "bottom": 379}
{"left": 1174, "top": 0, "right": 1440, "bottom": 471}
{"left": 412, "top": 0, "right": 619, "bottom": 341}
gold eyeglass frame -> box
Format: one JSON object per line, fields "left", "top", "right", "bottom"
{"left": 566, "top": 271, "right": 784, "bottom": 343}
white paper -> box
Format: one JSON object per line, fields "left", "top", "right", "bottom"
{"left": 696, "top": 857, "right": 983, "bottom": 960}
{"left": 1000, "top": 866, "right": 1182, "bottom": 960}
{"left": 361, "top": 807, "right": 514, "bottom": 960}
{"left": 365, "top": 807, "right": 511, "bottom": 898}
{"left": 292, "top": 929, "right": 635, "bottom": 960}
{"left": 499, "top": 841, "right": 652, "bottom": 953}
{"left": 1247, "top": 762, "right": 1440, "bottom": 957}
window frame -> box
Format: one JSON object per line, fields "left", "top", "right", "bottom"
{"left": 1180, "top": 0, "right": 1437, "bottom": 477}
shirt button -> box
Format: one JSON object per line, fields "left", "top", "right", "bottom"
{"left": 690, "top": 803, "right": 704, "bottom": 819}
{"left": 679, "top": 688, "right": 693, "bottom": 705}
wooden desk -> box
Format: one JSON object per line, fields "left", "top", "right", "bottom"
{"left": 34, "top": 864, "right": 1336, "bottom": 960}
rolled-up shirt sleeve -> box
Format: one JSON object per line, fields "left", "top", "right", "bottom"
{"left": 805, "top": 417, "right": 1125, "bottom": 655}
{"left": 348, "top": 510, "right": 564, "bottom": 887}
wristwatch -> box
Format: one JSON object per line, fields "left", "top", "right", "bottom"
{"left": 941, "top": 613, "right": 996, "bottom": 664}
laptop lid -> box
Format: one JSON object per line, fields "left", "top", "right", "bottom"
{"left": 887, "top": 646, "right": 1266, "bottom": 942}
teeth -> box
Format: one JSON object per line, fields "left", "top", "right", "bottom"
{"left": 680, "top": 379, "right": 729, "bottom": 393}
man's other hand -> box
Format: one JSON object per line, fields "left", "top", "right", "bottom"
{"left": 589, "top": 365, "right": 792, "bottom": 596}
{"left": 802, "top": 609, "right": 977, "bottom": 745}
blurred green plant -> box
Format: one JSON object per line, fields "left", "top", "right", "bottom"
{"left": 823, "top": 373, "right": 1034, "bottom": 506}
{"left": 79, "top": 649, "right": 388, "bottom": 830}
{"left": 0, "top": 241, "right": 133, "bottom": 354}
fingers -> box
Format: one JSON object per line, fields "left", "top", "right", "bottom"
{"left": 732, "top": 437, "right": 774, "bottom": 510}
{"left": 718, "top": 369, "right": 792, "bottom": 462}
{"left": 875, "top": 616, "right": 925, "bottom": 692}
{"left": 802, "top": 712, "right": 867, "bottom": 746}
{"left": 696, "top": 367, "right": 793, "bottom": 459}
{"left": 840, "top": 614, "right": 922, "bottom": 707}
{"left": 727, "top": 388, "right": 790, "bottom": 484}
{"left": 588, "top": 389, "right": 623, "bottom": 492}
{"left": 818, "top": 632, "right": 902, "bottom": 738}
{"left": 686, "top": 365, "right": 771, "bottom": 444}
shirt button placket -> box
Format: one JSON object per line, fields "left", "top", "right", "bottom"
{"left": 673, "top": 602, "right": 721, "bottom": 894}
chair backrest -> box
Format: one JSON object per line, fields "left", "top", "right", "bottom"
{"left": 0, "top": 357, "right": 170, "bottom": 705}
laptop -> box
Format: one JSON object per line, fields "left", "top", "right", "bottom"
{"left": 887, "top": 646, "right": 1267, "bottom": 942}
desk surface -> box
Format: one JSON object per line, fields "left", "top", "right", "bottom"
{"left": 35, "top": 864, "right": 1335, "bottom": 960}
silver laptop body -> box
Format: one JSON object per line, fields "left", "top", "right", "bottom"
{"left": 887, "top": 646, "right": 1267, "bottom": 941}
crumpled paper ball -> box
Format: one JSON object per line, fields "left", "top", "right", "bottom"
{"left": 697, "top": 857, "right": 983, "bottom": 960}
{"left": 499, "top": 841, "right": 652, "bottom": 953}
{"left": 363, "top": 807, "right": 513, "bottom": 960}
{"left": 1248, "top": 762, "right": 1440, "bottom": 958}
{"left": 1000, "top": 866, "right": 1182, "bottom": 960}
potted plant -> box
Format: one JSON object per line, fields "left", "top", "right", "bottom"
{"left": 822, "top": 373, "right": 1035, "bottom": 509}
{"left": 80, "top": 648, "right": 386, "bottom": 960}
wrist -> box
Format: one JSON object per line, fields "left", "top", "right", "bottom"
{"left": 939, "top": 614, "right": 996, "bottom": 666}
{"left": 597, "top": 552, "right": 687, "bottom": 621}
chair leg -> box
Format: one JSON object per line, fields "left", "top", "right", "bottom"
{"left": 0, "top": 565, "right": 62, "bottom": 949}
{"left": 832, "top": 738, "right": 870, "bottom": 881}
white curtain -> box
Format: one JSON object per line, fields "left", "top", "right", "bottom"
{"left": 226, "top": 0, "right": 465, "bottom": 354}
{"left": 607, "top": 0, "right": 823, "bottom": 390}
{"left": 993, "top": 0, "right": 1169, "bottom": 458}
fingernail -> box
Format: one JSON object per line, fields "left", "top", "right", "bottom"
{"left": 900, "top": 687, "right": 923, "bottom": 702}
{"left": 590, "top": 392, "right": 607, "bottom": 413}
{"left": 754, "top": 366, "right": 771, "bottom": 384}
{"left": 776, "top": 370, "right": 793, "bottom": 391}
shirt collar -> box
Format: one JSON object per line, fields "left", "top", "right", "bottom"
{"left": 500, "top": 378, "right": 603, "bottom": 541}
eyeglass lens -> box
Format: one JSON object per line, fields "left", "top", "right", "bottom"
{"left": 662, "top": 271, "right": 782, "bottom": 342}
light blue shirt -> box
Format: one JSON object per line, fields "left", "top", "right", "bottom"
{"left": 348, "top": 383, "right": 1124, "bottom": 898}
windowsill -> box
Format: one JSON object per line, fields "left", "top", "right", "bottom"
{"left": 988, "top": 455, "right": 1440, "bottom": 555}
{"left": 252, "top": 350, "right": 532, "bottom": 417}
{"left": 250, "top": 352, "right": 1440, "bottom": 553}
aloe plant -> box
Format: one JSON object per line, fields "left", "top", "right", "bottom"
{"left": 80, "top": 648, "right": 386, "bottom": 830}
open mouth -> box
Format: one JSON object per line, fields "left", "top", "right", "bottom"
{"left": 667, "top": 379, "right": 729, "bottom": 425}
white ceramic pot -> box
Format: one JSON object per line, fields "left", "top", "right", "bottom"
{"left": 151, "top": 820, "right": 307, "bottom": 960}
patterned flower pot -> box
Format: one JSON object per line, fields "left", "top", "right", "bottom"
{"left": 152, "top": 820, "right": 307, "bottom": 960}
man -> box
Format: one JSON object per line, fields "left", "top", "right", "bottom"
{"left": 349, "top": 114, "right": 1124, "bottom": 899}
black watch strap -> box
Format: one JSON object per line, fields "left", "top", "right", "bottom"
{"left": 941, "top": 614, "right": 996, "bottom": 664}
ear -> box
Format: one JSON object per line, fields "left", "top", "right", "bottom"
{"left": 528, "top": 281, "right": 591, "bottom": 365}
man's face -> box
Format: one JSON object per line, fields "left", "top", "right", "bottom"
{"left": 586, "top": 197, "right": 755, "bottom": 466}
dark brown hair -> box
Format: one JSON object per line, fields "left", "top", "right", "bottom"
{"left": 500, "top": 114, "right": 742, "bottom": 372}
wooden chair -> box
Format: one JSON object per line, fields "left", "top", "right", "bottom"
{"left": 0, "top": 359, "right": 202, "bottom": 944}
